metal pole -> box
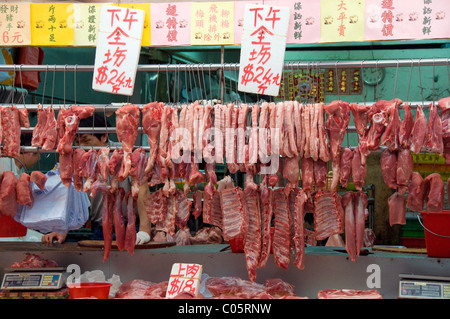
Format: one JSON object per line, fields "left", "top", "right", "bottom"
{"left": 0, "top": 58, "right": 448, "bottom": 72}
{"left": 0, "top": 101, "right": 440, "bottom": 111}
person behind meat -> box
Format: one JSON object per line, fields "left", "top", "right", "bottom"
{"left": 0, "top": 133, "right": 40, "bottom": 174}
{"left": 41, "top": 114, "right": 151, "bottom": 245}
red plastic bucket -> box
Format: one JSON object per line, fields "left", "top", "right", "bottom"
{"left": 0, "top": 215, "right": 27, "bottom": 237}
{"left": 419, "top": 211, "right": 450, "bottom": 258}
{"left": 67, "top": 282, "right": 112, "bottom": 299}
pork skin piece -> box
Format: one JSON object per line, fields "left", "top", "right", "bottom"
{"left": 351, "top": 147, "right": 366, "bottom": 191}
{"left": 399, "top": 103, "right": 414, "bottom": 149}
{"left": 42, "top": 106, "right": 58, "bottom": 151}
{"left": 313, "top": 159, "right": 327, "bottom": 190}
{"left": 342, "top": 192, "right": 356, "bottom": 262}
{"left": 381, "top": 102, "right": 401, "bottom": 151}
{"left": 423, "top": 173, "right": 444, "bottom": 212}
{"left": 350, "top": 103, "right": 371, "bottom": 140}
{"left": 219, "top": 187, "right": 247, "bottom": 241}
{"left": 243, "top": 188, "right": 261, "bottom": 282}
{"left": 59, "top": 152, "right": 73, "bottom": 188}
{"left": 258, "top": 177, "right": 273, "bottom": 268}
{"left": 293, "top": 189, "right": 308, "bottom": 270}
{"left": 272, "top": 188, "right": 291, "bottom": 270}
{"left": 396, "top": 148, "right": 413, "bottom": 195}
{"left": 175, "top": 189, "right": 192, "bottom": 229}
{"left": 407, "top": 172, "right": 425, "bottom": 212}
{"left": 102, "top": 192, "right": 114, "bottom": 262}
{"left": 409, "top": 105, "right": 427, "bottom": 154}
{"left": 283, "top": 155, "right": 300, "bottom": 195}
{"left": 314, "top": 191, "right": 344, "bottom": 240}
{"left": 301, "top": 156, "right": 314, "bottom": 193}
{"left": 56, "top": 105, "right": 95, "bottom": 155}
{"left": 145, "top": 188, "right": 167, "bottom": 224}
{"left": 124, "top": 191, "right": 137, "bottom": 255}
{"left": 30, "top": 171, "right": 47, "bottom": 192}
{"left": 2, "top": 106, "right": 21, "bottom": 157}
{"left": 114, "top": 188, "right": 126, "bottom": 251}
{"left": 116, "top": 104, "right": 140, "bottom": 180}
{"left": 388, "top": 192, "right": 406, "bottom": 226}
{"left": 17, "top": 173, "right": 33, "bottom": 207}
{"left": 142, "top": 102, "right": 163, "bottom": 174}
{"left": 354, "top": 191, "right": 368, "bottom": 257}
{"left": 423, "top": 103, "right": 444, "bottom": 155}
{"left": 31, "top": 104, "right": 47, "bottom": 147}
{"left": 0, "top": 171, "right": 18, "bottom": 217}
{"left": 380, "top": 149, "right": 397, "bottom": 189}
{"left": 339, "top": 148, "right": 354, "bottom": 188}
{"left": 317, "top": 103, "right": 331, "bottom": 162}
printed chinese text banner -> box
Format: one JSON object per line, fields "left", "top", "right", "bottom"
{"left": 0, "top": 0, "right": 447, "bottom": 47}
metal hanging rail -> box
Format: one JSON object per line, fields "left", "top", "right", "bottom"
{"left": 0, "top": 58, "right": 448, "bottom": 72}
{"left": 0, "top": 101, "right": 438, "bottom": 111}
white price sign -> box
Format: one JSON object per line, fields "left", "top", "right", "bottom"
{"left": 92, "top": 4, "right": 144, "bottom": 96}
{"left": 238, "top": 4, "right": 290, "bottom": 97}
{"left": 166, "top": 263, "right": 202, "bottom": 299}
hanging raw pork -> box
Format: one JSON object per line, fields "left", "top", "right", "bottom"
{"left": 406, "top": 172, "right": 425, "bottom": 212}
{"left": 388, "top": 192, "right": 406, "bottom": 226}
{"left": 409, "top": 104, "right": 428, "bottom": 154}
{"left": 324, "top": 100, "right": 350, "bottom": 191}
{"left": 423, "top": 103, "right": 443, "bottom": 155}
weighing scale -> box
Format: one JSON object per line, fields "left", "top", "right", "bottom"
{"left": 399, "top": 274, "right": 450, "bottom": 299}
{"left": 0, "top": 267, "right": 69, "bottom": 299}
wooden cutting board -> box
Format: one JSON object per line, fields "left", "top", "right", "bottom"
{"left": 77, "top": 240, "right": 176, "bottom": 250}
{"left": 372, "top": 246, "right": 427, "bottom": 254}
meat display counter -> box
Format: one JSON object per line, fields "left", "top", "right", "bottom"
{"left": 0, "top": 58, "right": 449, "bottom": 300}
{"left": 0, "top": 242, "right": 448, "bottom": 299}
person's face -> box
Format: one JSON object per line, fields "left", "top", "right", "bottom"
{"left": 75, "top": 134, "right": 108, "bottom": 147}
{"left": 17, "top": 152, "right": 40, "bottom": 170}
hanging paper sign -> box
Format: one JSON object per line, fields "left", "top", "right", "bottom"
{"left": 150, "top": 2, "right": 191, "bottom": 46}
{"left": 0, "top": 3, "right": 31, "bottom": 46}
{"left": 92, "top": 4, "right": 144, "bottom": 96}
{"left": 119, "top": 3, "right": 151, "bottom": 46}
{"left": 278, "top": 0, "right": 321, "bottom": 44}
{"left": 30, "top": 3, "right": 74, "bottom": 46}
{"left": 166, "top": 263, "right": 202, "bottom": 299}
{"left": 233, "top": 1, "right": 277, "bottom": 45}
{"left": 365, "top": 0, "right": 449, "bottom": 41}
{"left": 422, "top": 0, "right": 449, "bottom": 40}
{"left": 320, "top": 0, "right": 365, "bottom": 43}
{"left": 191, "top": 1, "right": 234, "bottom": 45}
{"left": 73, "top": 3, "right": 102, "bottom": 46}
{"left": 238, "top": 4, "right": 290, "bottom": 96}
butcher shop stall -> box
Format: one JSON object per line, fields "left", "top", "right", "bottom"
{"left": 0, "top": 0, "right": 449, "bottom": 303}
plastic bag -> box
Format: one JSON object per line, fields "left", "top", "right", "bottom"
{"left": 15, "top": 165, "right": 90, "bottom": 233}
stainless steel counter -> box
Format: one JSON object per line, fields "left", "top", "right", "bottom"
{"left": 0, "top": 242, "right": 448, "bottom": 299}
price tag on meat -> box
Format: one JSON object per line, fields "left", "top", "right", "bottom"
{"left": 166, "top": 263, "right": 202, "bottom": 299}
{"left": 92, "top": 4, "right": 144, "bottom": 96}
{"left": 238, "top": 4, "right": 290, "bottom": 97}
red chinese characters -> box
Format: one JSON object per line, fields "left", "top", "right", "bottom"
{"left": 166, "top": 263, "right": 202, "bottom": 298}
{"left": 92, "top": 5, "right": 144, "bottom": 96}
{"left": 238, "top": 5, "right": 289, "bottom": 97}
{"left": 337, "top": 0, "right": 347, "bottom": 36}
{"left": 166, "top": 4, "right": 178, "bottom": 42}
{"left": 381, "top": 0, "right": 394, "bottom": 36}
